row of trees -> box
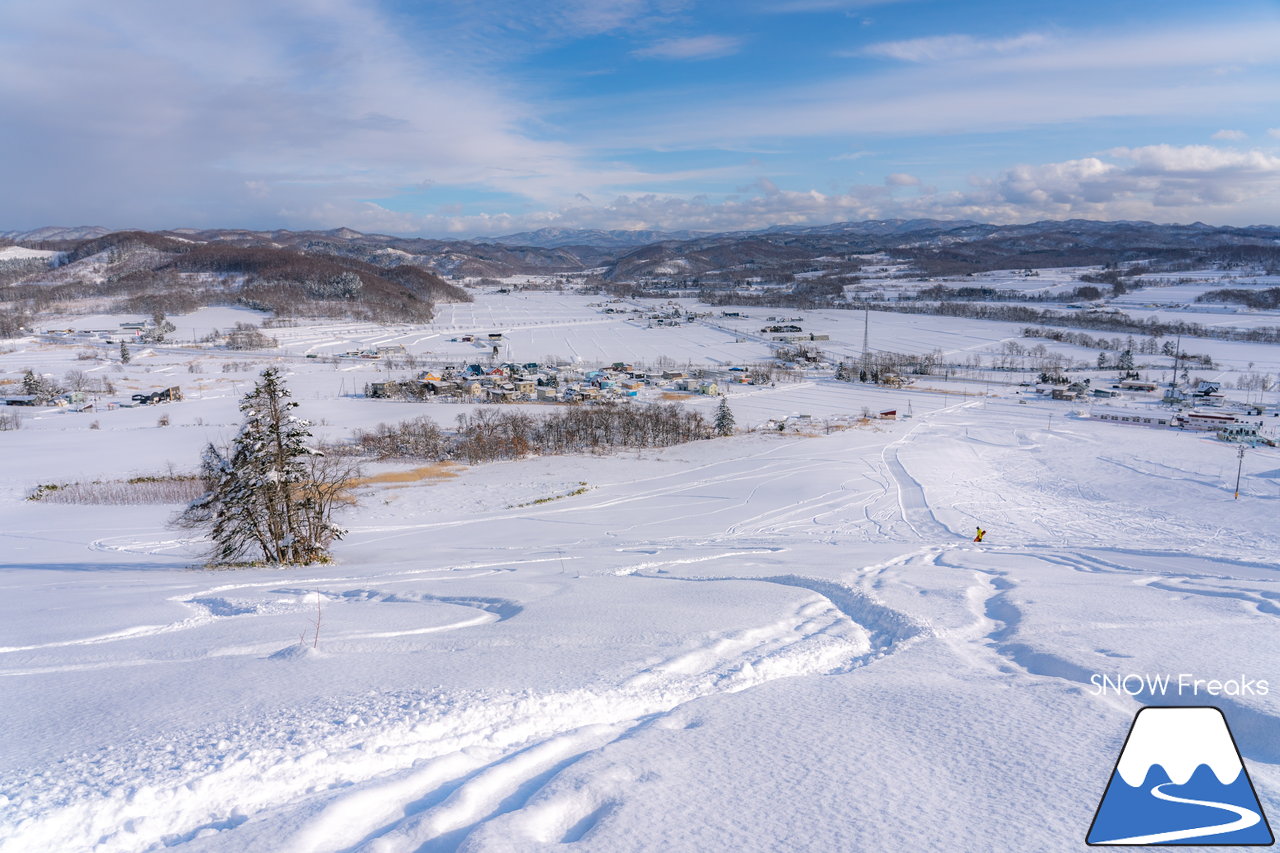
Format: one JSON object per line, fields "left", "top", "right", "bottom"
{"left": 1198, "top": 287, "right": 1280, "bottom": 311}
{"left": 882, "top": 301, "right": 1280, "bottom": 346}
{"left": 15, "top": 367, "right": 118, "bottom": 403}
{"left": 833, "top": 349, "right": 947, "bottom": 383}
{"left": 351, "top": 403, "right": 714, "bottom": 464}
{"left": 196, "top": 322, "right": 279, "bottom": 350}
{"left": 1021, "top": 327, "right": 1216, "bottom": 367}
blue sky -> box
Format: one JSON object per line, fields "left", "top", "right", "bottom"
{"left": 3, "top": 0, "right": 1279, "bottom": 236}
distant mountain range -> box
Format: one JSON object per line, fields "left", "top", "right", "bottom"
{"left": 489, "top": 227, "right": 707, "bottom": 249}
{"left": 5, "top": 220, "right": 1279, "bottom": 288}
{"left": 0, "top": 225, "right": 113, "bottom": 242}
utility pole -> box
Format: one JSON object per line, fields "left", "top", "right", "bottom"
{"left": 1168, "top": 335, "right": 1182, "bottom": 403}
{"left": 861, "top": 308, "right": 870, "bottom": 379}
{"left": 1234, "top": 444, "right": 1246, "bottom": 500}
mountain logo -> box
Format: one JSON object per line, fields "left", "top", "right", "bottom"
{"left": 1087, "top": 706, "right": 1274, "bottom": 846}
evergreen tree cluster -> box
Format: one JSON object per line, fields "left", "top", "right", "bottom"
{"left": 178, "top": 368, "right": 357, "bottom": 566}
{"left": 305, "top": 271, "right": 365, "bottom": 300}
{"left": 21, "top": 369, "right": 61, "bottom": 403}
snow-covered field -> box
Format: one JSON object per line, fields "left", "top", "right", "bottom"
{"left": 3, "top": 291, "right": 1280, "bottom": 851}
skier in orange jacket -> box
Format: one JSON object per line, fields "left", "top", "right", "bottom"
{"left": 973, "top": 526, "right": 986, "bottom": 542}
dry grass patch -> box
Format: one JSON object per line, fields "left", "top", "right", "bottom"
{"left": 29, "top": 475, "right": 205, "bottom": 504}
{"left": 353, "top": 462, "right": 463, "bottom": 489}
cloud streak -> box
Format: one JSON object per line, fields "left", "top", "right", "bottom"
{"left": 605, "top": 19, "right": 1280, "bottom": 148}
{"left": 0, "top": 0, "right": 615, "bottom": 228}
{"left": 859, "top": 32, "right": 1047, "bottom": 62}
{"left": 633, "top": 34, "right": 743, "bottom": 60}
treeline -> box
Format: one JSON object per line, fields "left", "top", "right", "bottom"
{"left": 0, "top": 308, "right": 31, "bottom": 338}
{"left": 872, "top": 301, "right": 1280, "bottom": 345}
{"left": 914, "top": 283, "right": 1106, "bottom": 302}
{"left": 834, "top": 348, "right": 946, "bottom": 382}
{"left": 895, "top": 244, "right": 1280, "bottom": 278}
{"left": 1019, "top": 327, "right": 1216, "bottom": 366}
{"left": 1197, "top": 287, "right": 1280, "bottom": 311}
{"left": 0, "top": 256, "right": 52, "bottom": 285}
{"left": 696, "top": 289, "right": 842, "bottom": 310}
{"left": 895, "top": 247, "right": 1153, "bottom": 277}
{"left": 350, "top": 404, "right": 711, "bottom": 464}
{"left": 13, "top": 367, "right": 116, "bottom": 403}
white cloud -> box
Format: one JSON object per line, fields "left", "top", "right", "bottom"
{"left": 555, "top": 0, "right": 693, "bottom": 35}
{"left": 1212, "top": 129, "right": 1248, "bottom": 140}
{"left": 928, "top": 145, "right": 1280, "bottom": 222}
{"left": 831, "top": 150, "right": 875, "bottom": 161}
{"left": 1107, "top": 144, "right": 1280, "bottom": 175}
{"left": 632, "top": 34, "right": 744, "bottom": 60}
{"left": 0, "top": 0, "right": 718, "bottom": 229}
{"left": 302, "top": 143, "right": 1279, "bottom": 236}
{"left": 860, "top": 32, "right": 1047, "bottom": 63}
{"left": 884, "top": 172, "right": 920, "bottom": 186}
{"left": 509, "top": 144, "right": 1280, "bottom": 233}
{"left": 1268, "top": 128, "right": 1280, "bottom": 139}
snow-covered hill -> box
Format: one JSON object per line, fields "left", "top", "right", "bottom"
{"left": 0, "top": 293, "right": 1278, "bottom": 851}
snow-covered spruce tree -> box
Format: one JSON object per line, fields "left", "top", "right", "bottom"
{"left": 177, "top": 368, "right": 358, "bottom": 566}
{"left": 21, "top": 369, "right": 59, "bottom": 403}
{"left": 119, "top": 341, "right": 131, "bottom": 364}
{"left": 714, "top": 396, "right": 736, "bottom": 437}
{"left": 21, "top": 369, "right": 42, "bottom": 397}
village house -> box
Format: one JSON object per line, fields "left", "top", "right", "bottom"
{"left": 424, "top": 379, "right": 459, "bottom": 395}
{"left": 484, "top": 386, "right": 515, "bottom": 402}
{"left": 1217, "top": 422, "right": 1262, "bottom": 443}
{"left": 1092, "top": 411, "right": 1172, "bottom": 428}
{"left": 1176, "top": 410, "right": 1253, "bottom": 431}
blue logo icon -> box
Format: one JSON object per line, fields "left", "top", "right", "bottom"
{"left": 1088, "top": 706, "right": 1274, "bottom": 845}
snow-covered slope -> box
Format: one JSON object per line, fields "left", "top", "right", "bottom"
{"left": 0, "top": 295, "right": 1278, "bottom": 852}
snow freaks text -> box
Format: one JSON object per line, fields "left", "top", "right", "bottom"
{"left": 1090, "top": 673, "right": 1269, "bottom": 697}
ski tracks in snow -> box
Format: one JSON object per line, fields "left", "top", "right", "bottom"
{"left": 0, "top": 564, "right": 930, "bottom": 853}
